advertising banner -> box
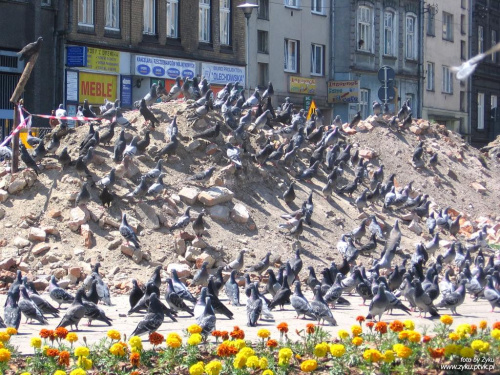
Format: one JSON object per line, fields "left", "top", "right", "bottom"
{"left": 201, "top": 63, "right": 245, "bottom": 86}
{"left": 134, "top": 55, "right": 195, "bottom": 79}
{"left": 289, "top": 76, "right": 316, "bottom": 95}
{"left": 327, "top": 80, "right": 360, "bottom": 103}
{"left": 86, "top": 47, "right": 120, "bottom": 73}
{"left": 79, "top": 72, "right": 117, "bottom": 105}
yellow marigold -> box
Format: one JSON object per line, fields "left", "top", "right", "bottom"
{"left": 389, "top": 320, "right": 404, "bottom": 332}
{"left": 233, "top": 353, "right": 247, "bottom": 369}
{"left": 398, "top": 330, "right": 410, "bottom": 340}
{"left": 444, "top": 344, "right": 461, "bottom": 356}
{"left": 31, "top": 337, "right": 42, "bottom": 349}
{"left": 107, "top": 329, "right": 121, "bottom": 341}
{"left": 238, "top": 347, "right": 255, "bottom": 359}
{"left": 189, "top": 362, "right": 204, "bottom": 375}
{"left": 300, "top": 359, "right": 318, "bottom": 372}
{"left": 0, "top": 348, "right": 11, "bottom": 362}
{"left": 279, "top": 347, "right": 293, "bottom": 360}
{"left": 329, "top": 343, "right": 345, "bottom": 357}
{"left": 187, "top": 324, "right": 203, "bottom": 334}
{"left": 460, "top": 347, "right": 475, "bottom": 358}
{"left": 0, "top": 332, "right": 10, "bottom": 343}
{"left": 351, "top": 325, "right": 362, "bottom": 337}
{"left": 74, "top": 346, "right": 89, "bottom": 357}
{"left": 187, "top": 333, "right": 203, "bottom": 346}
{"left": 456, "top": 323, "right": 471, "bottom": 337}
{"left": 393, "top": 343, "right": 412, "bottom": 359}
{"left": 449, "top": 333, "right": 460, "bottom": 341}
{"left": 440, "top": 315, "right": 453, "bottom": 325}
{"left": 129, "top": 336, "right": 143, "bottom": 351}
{"left": 246, "top": 355, "right": 260, "bottom": 368}
{"left": 338, "top": 329, "right": 349, "bottom": 339}
{"left": 20, "top": 372, "right": 31, "bottom": 375}
{"left": 5, "top": 327, "right": 17, "bottom": 336}
{"left": 314, "top": 342, "right": 329, "bottom": 358}
{"left": 66, "top": 332, "right": 78, "bottom": 343}
{"left": 383, "top": 350, "right": 395, "bottom": 363}
{"left": 408, "top": 331, "right": 421, "bottom": 343}
{"left": 259, "top": 356, "right": 269, "bottom": 370}
{"left": 166, "top": 333, "right": 182, "bottom": 349}
{"left": 257, "top": 329, "right": 271, "bottom": 339}
{"left": 403, "top": 320, "right": 415, "bottom": 330}
{"left": 232, "top": 339, "right": 246, "bottom": 350}
{"left": 471, "top": 340, "right": 485, "bottom": 351}
{"left": 479, "top": 342, "right": 489, "bottom": 353}
{"left": 263, "top": 371, "right": 274, "bottom": 375}
{"left": 54, "top": 371, "right": 67, "bottom": 375}
{"left": 109, "top": 343, "right": 126, "bottom": 356}
{"left": 205, "top": 360, "right": 222, "bottom": 375}
{"left": 479, "top": 320, "right": 488, "bottom": 330}
{"left": 492, "top": 329, "right": 500, "bottom": 340}
{"left": 363, "top": 348, "right": 383, "bottom": 363}
{"left": 70, "top": 369, "right": 86, "bottom": 375}
{"left": 352, "top": 337, "right": 363, "bottom": 346}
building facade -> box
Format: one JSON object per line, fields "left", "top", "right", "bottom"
{"left": 421, "top": 0, "right": 469, "bottom": 138}
{"left": 470, "top": 0, "right": 500, "bottom": 147}
{"left": 331, "top": 0, "right": 422, "bottom": 123}
{"left": 247, "top": 0, "right": 331, "bottom": 120}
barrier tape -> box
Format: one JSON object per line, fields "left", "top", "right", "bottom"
{"left": 0, "top": 107, "right": 32, "bottom": 147}
{"left": 32, "top": 114, "right": 104, "bottom": 121}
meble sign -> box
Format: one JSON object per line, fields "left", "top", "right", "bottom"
{"left": 134, "top": 55, "right": 195, "bottom": 79}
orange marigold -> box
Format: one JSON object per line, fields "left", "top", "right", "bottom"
{"left": 39, "top": 329, "right": 52, "bottom": 339}
{"left": 58, "top": 350, "right": 70, "bottom": 367}
{"left": 230, "top": 326, "right": 245, "bottom": 340}
{"left": 470, "top": 324, "right": 477, "bottom": 335}
{"left": 216, "top": 343, "right": 239, "bottom": 357}
{"left": 221, "top": 331, "right": 229, "bottom": 341}
{"left": 55, "top": 327, "right": 69, "bottom": 340}
{"left": 389, "top": 320, "right": 404, "bottom": 332}
{"left": 375, "top": 322, "right": 388, "bottom": 334}
{"left": 356, "top": 316, "right": 366, "bottom": 323}
{"left": 306, "top": 324, "right": 315, "bottom": 334}
{"left": 46, "top": 348, "right": 59, "bottom": 357}
{"left": 479, "top": 321, "right": 488, "bottom": 330}
{"left": 267, "top": 339, "right": 278, "bottom": 348}
{"left": 277, "top": 322, "right": 289, "bottom": 334}
{"left": 423, "top": 335, "right": 432, "bottom": 343}
{"left": 493, "top": 322, "right": 500, "bottom": 330}
{"left": 131, "top": 372, "right": 140, "bottom": 375}
{"left": 149, "top": 332, "right": 164, "bottom": 346}
{"left": 212, "top": 331, "right": 222, "bottom": 338}
{"left": 130, "top": 352, "right": 140, "bottom": 367}
{"left": 428, "top": 347, "right": 445, "bottom": 359}
{"left": 366, "top": 322, "right": 375, "bottom": 329}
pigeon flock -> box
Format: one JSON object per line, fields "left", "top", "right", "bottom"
{"left": 4, "top": 74, "right": 500, "bottom": 341}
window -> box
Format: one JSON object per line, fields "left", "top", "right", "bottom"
{"left": 284, "top": 39, "right": 299, "bottom": 72}
{"left": 461, "top": 41, "right": 466, "bottom": 60}
{"left": 41, "top": 0, "right": 51, "bottom": 5}
{"left": 312, "top": 0, "right": 323, "bottom": 14}
{"left": 257, "top": 31, "right": 268, "bottom": 53}
{"left": 384, "top": 11, "right": 396, "bottom": 55}
{"left": 442, "top": 12, "right": 453, "bottom": 41}
{"left": 491, "top": 95, "right": 498, "bottom": 119}
{"left": 199, "top": 0, "right": 211, "bottom": 42}
{"left": 492, "top": 31, "right": 498, "bottom": 63}
{"left": 258, "top": 63, "right": 269, "bottom": 88}
{"left": 406, "top": 14, "right": 417, "bottom": 59}
{"left": 220, "top": 0, "right": 231, "bottom": 45}
{"left": 284, "top": 0, "right": 299, "bottom": 8}
{"left": 258, "top": 0, "right": 269, "bottom": 20}
{"left": 442, "top": 66, "right": 453, "bottom": 94}
{"left": 167, "top": 0, "right": 179, "bottom": 38}
{"left": 405, "top": 94, "right": 414, "bottom": 111}
{"left": 78, "top": 0, "right": 94, "bottom": 26}
{"left": 478, "top": 92, "right": 485, "bottom": 130}
{"left": 360, "top": 89, "right": 369, "bottom": 119}
{"left": 105, "top": 0, "right": 119, "bottom": 30}
{"left": 461, "top": 0, "right": 466, "bottom": 8}
{"left": 357, "top": 6, "right": 373, "bottom": 52}
{"left": 427, "top": 7, "right": 435, "bottom": 36}
{"left": 478, "top": 26, "right": 484, "bottom": 53}
{"left": 460, "top": 91, "right": 466, "bottom": 111}
{"left": 143, "top": 0, "right": 156, "bottom": 35}
{"left": 461, "top": 15, "right": 466, "bottom": 35}
{"left": 311, "top": 44, "right": 324, "bottom": 76}
{"left": 426, "top": 62, "right": 434, "bottom": 91}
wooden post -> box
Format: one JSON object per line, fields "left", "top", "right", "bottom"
{"left": 9, "top": 52, "right": 40, "bottom": 173}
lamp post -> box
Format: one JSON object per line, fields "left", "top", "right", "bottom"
{"left": 237, "top": 2, "right": 259, "bottom": 98}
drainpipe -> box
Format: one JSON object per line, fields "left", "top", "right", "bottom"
{"left": 467, "top": 0, "right": 472, "bottom": 142}
{"left": 417, "top": 0, "right": 424, "bottom": 119}
{"left": 329, "top": 0, "right": 335, "bottom": 121}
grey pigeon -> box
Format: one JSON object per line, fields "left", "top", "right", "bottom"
{"left": 484, "top": 275, "right": 500, "bottom": 312}
{"left": 20, "top": 144, "right": 41, "bottom": 175}
{"left": 170, "top": 206, "right": 191, "bottom": 231}
{"left": 145, "top": 159, "right": 163, "bottom": 179}
{"left": 367, "top": 283, "right": 389, "bottom": 321}
{"left": 165, "top": 77, "right": 182, "bottom": 101}
{"left": 268, "top": 277, "right": 291, "bottom": 311}
{"left": 75, "top": 182, "right": 91, "bottom": 207}
{"left": 18, "top": 37, "right": 43, "bottom": 61}
{"left": 246, "top": 284, "right": 263, "bottom": 327}
{"left": 436, "top": 279, "right": 467, "bottom": 315}
{"left": 120, "top": 213, "right": 140, "bottom": 249}
{"left": 171, "top": 269, "right": 196, "bottom": 303}
{"left": 246, "top": 252, "right": 271, "bottom": 276}
{"left": 283, "top": 182, "right": 296, "bottom": 204}
{"left": 165, "top": 116, "right": 178, "bottom": 141}
{"left": 165, "top": 278, "right": 194, "bottom": 316}
{"left": 147, "top": 174, "right": 166, "bottom": 197}
{"left": 413, "top": 279, "right": 440, "bottom": 318}
{"left": 127, "top": 175, "right": 148, "bottom": 200}
{"left": 49, "top": 276, "right": 74, "bottom": 308}
{"left": 197, "top": 296, "right": 216, "bottom": 336}
{"left": 290, "top": 281, "right": 316, "bottom": 319}
{"left": 23, "top": 279, "right": 59, "bottom": 317}
{"left": 224, "top": 250, "right": 246, "bottom": 273}
{"left": 192, "top": 211, "right": 206, "bottom": 238}
{"left": 97, "top": 168, "right": 116, "bottom": 188}
{"left": 82, "top": 298, "right": 113, "bottom": 326}
{"left": 130, "top": 293, "right": 165, "bottom": 336}
{"left": 310, "top": 286, "right": 337, "bottom": 326}
{"left": 187, "top": 167, "right": 216, "bottom": 183}
{"left": 192, "top": 262, "right": 210, "bottom": 287}
{"left": 4, "top": 288, "right": 21, "bottom": 330}
{"left": 56, "top": 289, "right": 86, "bottom": 330}
{"left": 18, "top": 286, "right": 48, "bottom": 324}
{"left": 116, "top": 108, "right": 131, "bottom": 128}
{"left": 224, "top": 270, "right": 240, "bottom": 306}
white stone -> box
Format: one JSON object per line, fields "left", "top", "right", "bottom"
{"left": 178, "top": 187, "right": 200, "bottom": 205}
{"left": 230, "top": 203, "right": 250, "bottom": 223}
{"left": 198, "top": 187, "right": 234, "bottom": 206}
{"left": 166, "top": 263, "right": 191, "bottom": 279}
{"left": 208, "top": 205, "right": 230, "bottom": 223}
{"left": 0, "top": 190, "right": 8, "bottom": 202}
{"left": 185, "top": 246, "right": 201, "bottom": 261}
{"left": 28, "top": 227, "right": 46, "bottom": 242}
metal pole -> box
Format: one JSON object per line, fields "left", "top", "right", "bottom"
{"left": 246, "top": 16, "right": 250, "bottom": 98}
{"left": 12, "top": 105, "right": 19, "bottom": 173}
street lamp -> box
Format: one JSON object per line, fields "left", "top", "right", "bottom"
{"left": 237, "top": 2, "right": 259, "bottom": 98}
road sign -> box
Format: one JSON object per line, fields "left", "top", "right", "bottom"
{"left": 378, "top": 86, "right": 396, "bottom": 103}
{"left": 378, "top": 66, "right": 395, "bottom": 84}
{"left": 306, "top": 100, "right": 317, "bottom": 121}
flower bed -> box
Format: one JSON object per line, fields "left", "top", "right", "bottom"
{"left": 1, "top": 317, "right": 499, "bottom": 374}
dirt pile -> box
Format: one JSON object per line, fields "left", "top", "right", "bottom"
{"left": 0, "top": 101, "right": 499, "bottom": 293}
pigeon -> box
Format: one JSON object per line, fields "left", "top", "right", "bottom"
{"left": 484, "top": 275, "right": 500, "bottom": 312}
{"left": 49, "top": 276, "right": 75, "bottom": 308}
{"left": 99, "top": 186, "right": 114, "bottom": 208}
{"left": 130, "top": 293, "right": 165, "bottom": 336}
{"left": 82, "top": 280, "right": 100, "bottom": 304}
{"left": 188, "top": 167, "right": 216, "bottom": 183}
{"left": 192, "top": 261, "right": 210, "bottom": 287}
{"left": 45, "top": 133, "right": 60, "bottom": 154}
{"left": 97, "top": 168, "right": 116, "bottom": 189}
{"left": 81, "top": 298, "right": 113, "bottom": 326}
{"left": 165, "top": 279, "right": 194, "bottom": 316}
{"left": 349, "top": 111, "right": 361, "bottom": 128}
{"left": 226, "top": 143, "right": 242, "bottom": 169}
{"left": 197, "top": 296, "right": 217, "bottom": 336}
{"left": 412, "top": 141, "right": 424, "bottom": 163}
{"left": 372, "top": 101, "right": 382, "bottom": 116}
{"left": 413, "top": 279, "right": 440, "bottom": 318}
{"left": 23, "top": 279, "right": 59, "bottom": 317}
{"left": 165, "top": 77, "right": 182, "bottom": 101}
{"left": 262, "top": 82, "right": 274, "bottom": 100}
{"left": 145, "top": 159, "right": 163, "bottom": 180}
{"left": 311, "top": 286, "right": 337, "bottom": 326}
{"left": 20, "top": 144, "right": 41, "bottom": 175}
{"left": 246, "top": 284, "right": 263, "bottom": 327}
{"left": 120, "top": 213, "right": 140, "bottom": 249}
{"left": 171, "top": 269, "right": 196, "bottom": 303}
{"left": 246, "top": 252, "right": 271, "bottom": 276}
{"left": 115, "top": 108, "right": 132, "bottom": 128}
{"left": 268, "top": 277, "right": 292, "bottom": 311}
{"left": 4, "top": 288, "right": 21, "bottom": 330}
{"left": 224, "top": 250, "right": 246, "bottom": 273}
{"left": 18, "top": 286, "right": 48, "bottom": 324}
{"left": 18, "top": 37, "right": 43, "bottom": 61}
{"left": 429, "top": 153, "right": 438, "bottom": 168}
{"left": 127, "top": 175, "right": 149, "bottom": 201}
{"left": 139, "top": 99, "right": 160, "bottom": 127}
{"left": 82, "top": 99, "right": 96, "bottom": 118}
{"left": 147, "top": 174, "right": 166, "bottom": 197}
{"left": 75, "top": 182, "right": 91, "bottom": 207}
{"left": 124, "top": 136, "right": 138, "bottom": 158}
{"left": 289, "top": 218, "right": 304, "bottom": 240}
{"left": 136, "top": 131, "right": 151, "bottom": 154}
{"left": 170, "top": 206, "right": 192, "bottom": 231}
{"left": 224, "top": 270, "right": 241, "bottom": 306}
{"left": 193, "top": 122, "right": 221, "bottom": 140}
{"left": 290, "top": 249, "right": 303, "bottom": 276}
{"left": 435, "top": 279, "right": 467, "bottom": 315}
{"left": 56, "top": 289, "right": 86, "bottom": 330}
{"left": 129, "top": 279, "right": 145, "bottom": 309}
{"left": 290, "top": 281, "right": 316, "bottom": 319}
{"left": 366, "top": 283, "right": 389, "bottom": 321}
{"left": 113, "top": 129, "right": 127, "bottom": 162}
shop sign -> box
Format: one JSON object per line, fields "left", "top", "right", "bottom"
{"left": 201, "top": 63, "right": 245, "bottom": 86}
{"left": 289, "top": 76, "right": 316, "bottom": 95}
{"left": 86, "top": 47, "right": 120, "bottom": 73}
{"left": 79, "top": 72, "right": 117, "bottom": 105}
{"left": 134, "top": 55, "right": 195, "bottom": 79}
{"left": 327, "top": 80, "right": 360, "bottom": 103}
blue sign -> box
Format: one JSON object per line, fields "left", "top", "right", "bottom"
{"left": 120, "top": 75, "right": 133, "bottom": 107}
{"left": 182, "top": 69, "right": 194, "bottom": 79}
{"left": 167, "top": 68, "right": 180, "bottom": 78}
{"left": 137, "top": 64, "right": 150, "bottom": 75}
{"left": 66, "top": 46, "right": 87, "bottom": 67}
{"left": 153, "top": 66, "right": 165, "bottom": 77}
